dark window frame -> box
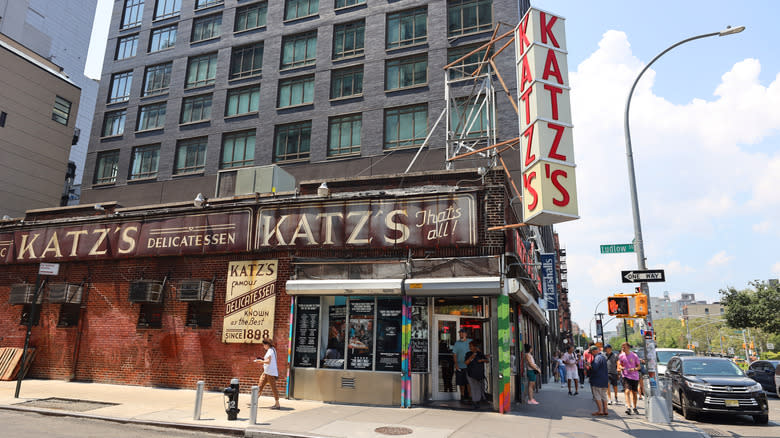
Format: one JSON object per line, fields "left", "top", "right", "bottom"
{"left": 102, "top": 110, "right": 127, "bottom": 137}
{"left": 230, "top": 42, "right": 264, "bottom": 80}
{"left": 115, "top": 33, "right": 139, "bottom": 60}
{"left": 191, "top": 13, "right": 222, "bottom": 42}
{"left": 180, "top": 93, "right": 212, "bottom": 124}
{"left": 94, "top": 150, "right": 120, "bottom": 184}
{"left": 220, "top": 130, "right": 256, "bottom": 169}
{"left": 136, "top": 102, "right": 167, "bottom": 131}
{"left": 174, "top": 137, "right": 208, "bottom": 175}
{"left": 330, "top": 65, "right": 363, "bottom": 99}
{"left": 129, "top": 144, "right": 161, "bottom": 180}
{"left": 149, "top": 24, "right": 177, "bottom": 52}
{"left": 333, "top": 19, "right": 365, "bottom": 60}
{"left": 328, "top": 113, "right": 361, "bottom": 157}
{"left": 386, "top": 7, "right": 427, "bottom": 49}
{"left": 234, "top": 2, "right": 267, "bottom": 32}
{"left": 274, "top": 121, "right": 311, "bottom": 163}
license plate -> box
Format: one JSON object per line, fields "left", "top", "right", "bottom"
{"left": 725, "top": 399, "right": 739, "bottom": 407}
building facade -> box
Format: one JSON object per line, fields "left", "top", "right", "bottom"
{"left": 81, "top": 0, "right": 523, "bottom": 207}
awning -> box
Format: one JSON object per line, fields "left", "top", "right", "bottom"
{"left": 403, "top": 277, "right": 501, "bottom": 296}
{"left": 507, "top": 278, "right": 548, "bottom": 326}
{"left": 285, "top": 279, "right": 403, "bottom": 296}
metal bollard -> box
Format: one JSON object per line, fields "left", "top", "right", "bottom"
{"left": 250, "top": 385, "right": 259, "bottom": 425}
{"left": 193, "top": 381, "right": 204, "bottom": 420}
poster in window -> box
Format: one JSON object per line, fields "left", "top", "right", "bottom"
{"left": 322, "top": 303, "right": 346, "bottom": 369}
{"left": 347, "top": 299, "right": 374, "bottom": 370}
{"left": 293, "top": 296, "right": 320, "bottom": 368}
{"left": 410, "top": 297, "right": 428, "bottom": 373}
{"left": 376, "top": 298, "right": 402, "bottom": 372}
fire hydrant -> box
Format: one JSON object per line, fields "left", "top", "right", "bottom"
{"left": 223, "top": 378, "right": 240, "bottom": 420}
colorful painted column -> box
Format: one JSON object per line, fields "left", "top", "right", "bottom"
{"left": 400, "top": 296, "right": 412, "bottom": 408}
{"left": 285, "top": 296, "right": 294, "bottom": 399}
{"left": 497, "top": 294, "right": 512, "bottom": 413}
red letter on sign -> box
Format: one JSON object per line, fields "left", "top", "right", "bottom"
{"left": 523, "top": 124, "right": 536, "bottom": 166}
{"left": 543, "top": 84, "right": 563, "bottom": 120}
{"left": 519, "top": 55, "right": 534, "bottom": 92}
{"left": 539, "top": 12, "right": 560, "bottom": 48}
{"left": 546, "top": 122, "right": 567, "bottom": 161}
{"left": 542, "top": 49, "right": 564, "bottom": 85}
{"left": 520, "top": 87, "right": 534, "bottom": 125}
{"left": 518, "top": 15, "right": 531, "bottom": 53}
{"left": 523, "top": 171, "right": 539, "bottom": 210}
{"left": 551, "top": 169, "right": 570, "bottom": 207}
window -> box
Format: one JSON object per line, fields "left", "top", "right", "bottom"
{"left": 52, "top": 96, "right": 72, "bottom": 125}
{"left": 186, "top": 303, "right": 213, "bottom": 328}
{"left": 130, "top": 144, "right": 160, "bottom": 179}
{"left": 384, "top": 104, "right": 427, "bottom": 149}
{"left": 115, "top": 34, "right": 139, "bottom": 59}
{"left": 450, "top": 97, "right": 492, "bottom": 138}
{"left": 330, "top": 65, "right": 363, "bottom": 99}
{"left": 102, "top": 110, "right": 127, "bottom": 136}
{"left": 221, "top": 130, "right": 255, "bottom": 168}
{"left": 225, "top": 85, "right": 260, "bottom": 116}
{"left": 154, "top": 0, "right": 181, "bottom": 20}
{"left": 138, "top": 304, "right": 163, "bottom": 329}
{"left": 277, "top": 75, "right": 314, "bottom": 108}
{"left": 137, "top": 102, "right": 167, "bottom": 131}
{"left": 108, "top": 71, "right": 133, "bottom": 104}
{"left": 94, "top": 150, "right": 120, "bottom": 184}
{"left": 335, "top": 0, "right": 365, "bottom": 9}
{"left": 447, "top": 44, "right": 491, "bottom": 79}
{"left": 195, "top": 0, "right": 223, "bottom": 9}
{"left": 20, "top": 304, "right": 41, "bottom": 327}
{"left": 234, "top": 2, "right": 267, "bottom": 32}
{"left": 191, "top": 13, "right": 221, "bottom": 42}
{"left": 186, "top": 52, "right": 218, "bottom": 88}
{"left": 274, "top": 121, "right": 311, "bottom": 162}
{"left": 57, "top": 304, "right": 81, "bottom": 328}
{"left": 230, "top": 43, "right": 263, "bottom": 79}
{"left": 328, "top": 114, "right": 361, "bottom": 157}
{"left": 175, "top": 137, "right": 207, "bottom": 174}
{"left": 447, "top": 0, "right": 493, "bottom": 37}
{"left": 121, "top": 0, "right": 144, "bottom": 29}
{"left": 180, "top": 94, "right": 212, "bottom": 123}
{"left": 143, "top": 62, "right": 172, "bottom": 96}
{"left": 333, "top": 20, "right": 364, "bottom": 59}
{"left": 385, "top": 55, "right": 427, "bottom": 90}
{"left": 386, "top": 7, "right": 427, "bottom": 49}
{"left": 285, "top": 0, "right": 318, "bottom": 21}
{"left": 149, "top": 25, "right": 177, "bottom": 52}
{"left": 281, "top": 31, "right": 317, "bottom": 69}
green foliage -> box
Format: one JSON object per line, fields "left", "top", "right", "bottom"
{"left": 720, "top": 280, "right": 780, "bottom": 333}
{"left": 761, "top": 351, "right": 780, "bottom": 360}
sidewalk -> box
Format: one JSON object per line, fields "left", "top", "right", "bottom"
{"left": 0, "top": 379, "right": 709, "bottom": 438}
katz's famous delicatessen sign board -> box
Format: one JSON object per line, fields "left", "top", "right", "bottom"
{"left": 516, "top": 8, "right": 580, "bottom": 226}
{"left": 223, "top": 260, "right": 278, "bottom": 344}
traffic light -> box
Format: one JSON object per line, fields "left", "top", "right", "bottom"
{"left": 627, "top": 319, "right": 634, "bottom": 327}
{"left": 634, "top": 294, "right": 648, "bottom": 316}
{"left": 608, "top": 296, "right": 630, "bottom": 316}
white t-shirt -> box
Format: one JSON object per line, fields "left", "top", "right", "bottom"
{"left": 263, "top": 347, "right": 278, "bottom": 377}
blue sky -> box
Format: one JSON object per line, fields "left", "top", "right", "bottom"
{"left": 85, "top": 1, "right": 780, "bottom": 337}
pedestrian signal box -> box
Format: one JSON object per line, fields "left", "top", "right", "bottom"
{"left": 608, "top": 296, "right": 630, "bottom": 316}
{"left": 634, "top": 294, "right": 648, "bottom": 316}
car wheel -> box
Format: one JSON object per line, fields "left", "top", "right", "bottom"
{"left": 753, "top": 414, "right": 769, "bottom": 425}
{"left": 681, "top": 392, "right": 696, "bottom": 420}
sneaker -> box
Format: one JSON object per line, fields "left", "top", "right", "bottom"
{"left": 633, "top": 408, "right": 639, "bottom": 415}
{"left": 529, "top": 399, "right": 539, "bottom": 405}
{"left": 568, "top": 390, "right": 572, "bottom": 396}
{"left": 625, "top": 408, "right": 632, "bottom": 415}
{"left": 608, "top": 400, "right": 613, "bottom": 405}
{"left": 574, "top": 391, "right": 579, "bottom": 395}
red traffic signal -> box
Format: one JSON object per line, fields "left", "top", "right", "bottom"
{"left": 608, "top": 296, "right": 630, "bottom": 316}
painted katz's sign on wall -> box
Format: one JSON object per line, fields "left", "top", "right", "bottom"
{"left": 256, "top": 193, "right": 477, "bottom": 248}
{"left": 516, "top": 8, "right": 579, "bottom": 226}
{"left": 222, "top": 260, "right": 278, "bottom": 344}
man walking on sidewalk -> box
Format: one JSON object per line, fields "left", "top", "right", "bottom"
{"left": 618, "top": 342, "right": 641, "bottom": 415}
{"left": 604, "top": 344, "right": 620, "bottom": 405}
{"left": 562, "top": 345, "right": 579, "bottom": 395}
{"left": 588, "top": 345, "right": 609, "bottom": 416}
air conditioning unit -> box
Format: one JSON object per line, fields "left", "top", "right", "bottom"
{"left": 215, "top": 165, "right": 296, "bottom": 198}
{"left": 9, "top": 284, "right": 42, "bottom": 304}
{"left": 129, "top": 280, "right": 164, "bottom": 303}
{"left": 177, "top": 280, "right": 214, "bottom": 302}
{"left": 48, "top": 283, "right": 84, "bottom": 304}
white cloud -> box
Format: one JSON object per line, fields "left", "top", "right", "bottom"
{"left": 707, "top": 251, "right": 734, "bottom": 266}
{"left": 772, "top": 262, "right": 780, "bottom": 276}
{"left": 659, "top": 260, "right": 694, "bottom": 274}
{"left": 753, "top": 221, "right": 771, "bottom": 233}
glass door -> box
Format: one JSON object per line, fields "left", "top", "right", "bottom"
{"left": 432, "top": 315, "right": 459, "bottom": 400}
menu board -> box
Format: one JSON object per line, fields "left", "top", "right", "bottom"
{"left": 376, "top": 299, "right": 402, "bottom": 372}
{"left": 347, "top": 299, "right": 375, "bottom": 370}
{"left": 293, "top": 296, "right": 320, "bottom": 368}
{"left": 410, "top": 297, "right": 428, "bottom": 373}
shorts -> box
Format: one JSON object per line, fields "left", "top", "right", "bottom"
{"left": 526, "top": 370, "right": 537, "bottom": 382}
{"left": 456, "top": 369, "right": 468, "bottom": 386}
{"left": 622, "top": 377, "right": 639, "bottom": 392}
{"left": 591, "top": 386, "right": 608, "bottom": 402}
{"left": 608, "top": 374, "right": 619, "bottom": 387}
{"left": 566, "top": 368, "right": 578, "bottom": 380}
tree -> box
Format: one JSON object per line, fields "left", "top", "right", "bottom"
{"left": 720, "top": 280, "right": 780, "bottom": 333}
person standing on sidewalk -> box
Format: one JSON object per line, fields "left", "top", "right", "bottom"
{"left": 556, "top": 351, "right": 566, "bottom": 387}
{"left": 604, "top": 344, "right": 620, "bottom": 405}
{"left": 254, "top": 338, "right": 280, "bottom": 409}
{"left": 464, "top": 340, "right": 489, "bottom": 409}
{"left": 576, "top": 349, "right": 586, "bottom": 389}
{"left": 524, "top": 344, "right": 542, "bottom": 404}
{"left": 452, "top": 328, "right": 472, "bottom": 402}
{"left": 583, "top": 342, "right": 595, "bottom": 384}
{"left": 588, "top": 345, "right": 609, "bottom": 416}
{"left": 617, "top": 342, "right": 640, "bottom": 415}
{"left": 562, "top": 345, "right": 579, "bottom": 395}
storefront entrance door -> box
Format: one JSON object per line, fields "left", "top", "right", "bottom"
{"left": 432, "top": 316, "right": 459, "bottom": 400}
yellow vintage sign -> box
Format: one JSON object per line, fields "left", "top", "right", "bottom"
{"left": 222, "top": 260, "right": 278, "bottom": 344}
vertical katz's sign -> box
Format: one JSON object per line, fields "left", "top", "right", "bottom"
{"left": 516, "top": 8, "right": 579, "bottom": 225}
{"left": 222, "top": 260, "right": 278, "bottom": 344}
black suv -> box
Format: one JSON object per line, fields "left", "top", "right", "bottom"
{"left": 667, "top": 356, "right": 769, "bottom": 424}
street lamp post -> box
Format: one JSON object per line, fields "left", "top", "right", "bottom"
{"left": 623, "top": 25, "right": 744, "bottom": 423}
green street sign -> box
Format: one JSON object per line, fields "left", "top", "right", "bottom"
{"left": 600, "top": 244, "right": 635, "bottom": 254}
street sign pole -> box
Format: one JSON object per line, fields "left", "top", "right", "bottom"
{"left": 14, "top": 274, "right": 41, "bottom": 398}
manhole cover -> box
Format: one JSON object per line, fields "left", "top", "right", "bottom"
{"left": 698, "top": 429, "right": 732, "bottom": 437}
{"left": 16, "top": 397, "right": 119, "bottom": 412}
{"left": 374, "top": 426, "right": 414, "bottom": 436}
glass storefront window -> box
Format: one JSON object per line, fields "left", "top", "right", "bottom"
{"left": 320, "top": 296, "right": 346, "bottom": 369}
{"left": 376, "top": 298, "right": 402, "bottom": 372}
{"left": 347, "top": 297, "right": 375, "bottom": 370}
{"left": 433, "top": 296, "right": 484, "bottom": 316}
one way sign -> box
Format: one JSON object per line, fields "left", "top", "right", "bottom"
{"left": 621, "top": 269, "right": 665, "bottom": 283}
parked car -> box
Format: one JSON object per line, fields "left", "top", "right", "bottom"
{"left": 776, "top": 364, "right": 780, "bottom": 398}
{"left": 746, "top": 360, "right": 780, "bottom": 394}
{"left": 667, "top": 356, "right": 769, "bottom": 424}
{"left": 656, "top": 348, "right": 695, "bottom": 375}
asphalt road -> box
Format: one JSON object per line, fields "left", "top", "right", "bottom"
{"left": 0, "top": 410, "right": 237, "bottom": 438}
{"left": 674, "top": 392, "right": 780, "bottom": 437}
